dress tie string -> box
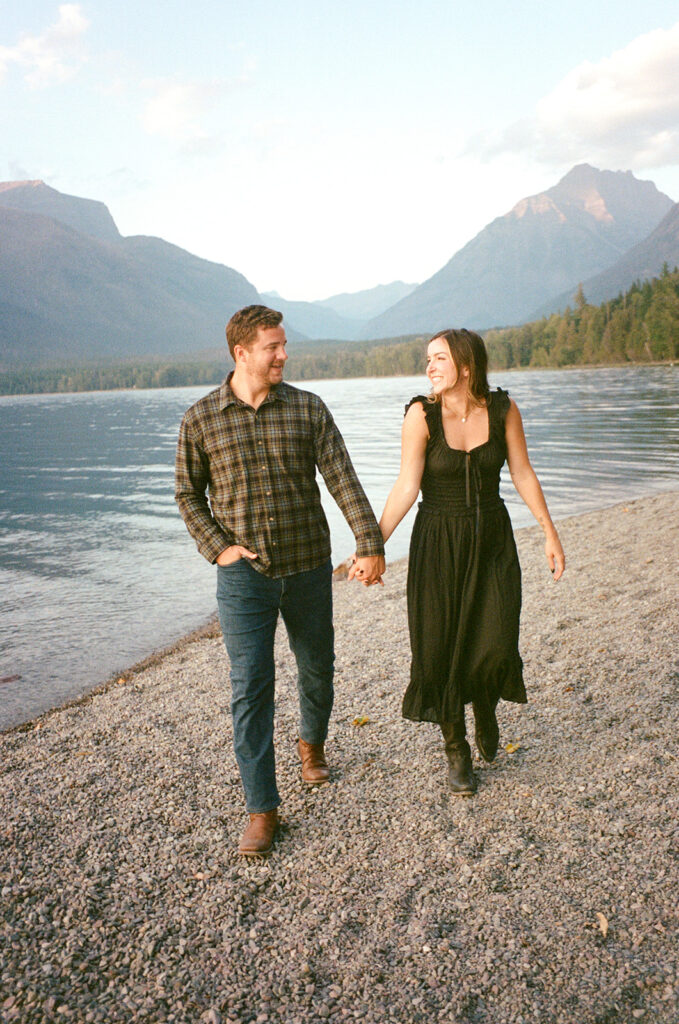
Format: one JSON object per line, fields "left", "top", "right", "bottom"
{"left": 465, "top": 452, "right": 482, "bottom": 534}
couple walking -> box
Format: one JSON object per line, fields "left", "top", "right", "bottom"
{"left": 175, "top": 305, "right": 565, "bottom": 856}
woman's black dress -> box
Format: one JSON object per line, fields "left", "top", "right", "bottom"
{"left": 403, "top": 389, "right": 526, "bottom": 724}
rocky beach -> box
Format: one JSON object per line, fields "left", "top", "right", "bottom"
{"left": 1, "top": 491, "right": 677, "bottom": 1024}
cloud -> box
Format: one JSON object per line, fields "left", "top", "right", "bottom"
{"left": 472, "top": 21, "right": 679, "bottom": 169}
{"left": 0, "top": 4, "right": 89, "bottom": 88}
{"left": 7, "top": 159, "right": 33, "bottom": 180}
{"left": 140, "top": 75, "right": 248, "bottom": 147}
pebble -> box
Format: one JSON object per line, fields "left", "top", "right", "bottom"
{"left": 1, "top": 493, "right": 678, "bottom": 1023}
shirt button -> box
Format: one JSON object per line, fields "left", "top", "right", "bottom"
{"left": 266, "top": 491, "right": 271, "bottom": 496}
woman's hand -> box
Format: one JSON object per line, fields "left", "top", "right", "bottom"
{"left": 348, "top": 554, "right": 385, "bottom": 586}
{"left": 545, "top": 532, "right": 565, "bottom": 581}
{"left": 216, "top": 545, "right": 258, "bottom": 566}
{"left": 506, "top": 399, "right": 565, "bottom": 582}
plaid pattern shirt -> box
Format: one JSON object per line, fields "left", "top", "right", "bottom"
{"left": 175, "top": 375, "right": 385, "bottom": 577}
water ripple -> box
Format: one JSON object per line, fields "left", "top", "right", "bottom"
{"left": 0, "top": 365, "right": 677, "bottom": 728}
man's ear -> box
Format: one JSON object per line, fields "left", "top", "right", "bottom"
{"left": 233, "top": 344, "right": 248, "bottom": 364}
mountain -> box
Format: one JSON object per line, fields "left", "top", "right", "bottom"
{"left": 3, "top": 170, "right": 677, "bottom": 368}
{"left": 259, "top": 281, "right": 419, "bottom": 340}
{"left": 315, "top": 281, "right": 417, "bottom": 320}
{"left": 0, "top": 182, "right": 263, "bottom": 365}
{"left": 260, "top": 292, "right": 364, "bottom": 341}
{"left": 0, "top": 180, "right": 120, "bottom": 244}
{"left": 364, "top": 165, "right": 674, "bottom": 337}
{"left": 534, "top": 201, "right": 679, "bottom": 316}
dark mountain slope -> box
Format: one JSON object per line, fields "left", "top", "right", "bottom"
{"left": 0, "top": 205, "right": 260, "bottom": 364}
{"left": 365, "top": 165, "right": 674, "bottom": 337}
{"left": 535, "top": 202, "right": 679, "bottom": 316}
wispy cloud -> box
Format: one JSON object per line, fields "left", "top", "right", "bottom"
{"left": 140, "top": 74, "right": 250, "bottom": 148}
{"left": 470, "top": 22, "right": 679, "bottom": 169}
{"left": 7, "top": 159, "right": 33, "bottom": 180}
{"left": 0, "top": 4, "right": 89, "bottom": 88}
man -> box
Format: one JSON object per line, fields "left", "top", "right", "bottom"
{"left": 175, "top": 305, "right": 385, "bottom": 856}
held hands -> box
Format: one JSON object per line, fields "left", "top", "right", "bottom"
{"left": 545, "top": 533, "right": 565, "bottom": 581}
{"left": 216, "top": 545, "right": 258, "bottom": 566}
{"left": 348, "top": 554, "right": 386, "bottom": 586}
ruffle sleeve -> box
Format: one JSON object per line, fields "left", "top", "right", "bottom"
{"left": 405, "top": 394, "right": 439, "bottom": 436}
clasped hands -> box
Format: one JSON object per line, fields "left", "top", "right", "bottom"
{"left": 347, "top": 554, "right": 385, "bottom": 586}
{"left": 216, "top": 545, "right": 386, "bottom": 586}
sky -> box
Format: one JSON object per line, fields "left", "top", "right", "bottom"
{"left": 3, "top": 1, "right": 679, "bottom": 301}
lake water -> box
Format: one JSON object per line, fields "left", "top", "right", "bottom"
{"left": 1, "top": 365, "right": 677, "bottom": 730}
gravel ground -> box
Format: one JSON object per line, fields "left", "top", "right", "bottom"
{"left": 1, "top": 491, "right": 678, "bottom": 1024}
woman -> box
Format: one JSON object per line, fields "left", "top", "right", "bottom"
{"left": 378, "top": 328, "right": 565, "bottom": 795}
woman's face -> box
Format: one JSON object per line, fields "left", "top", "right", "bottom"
{"left": 426, "top": 338, "right": 462, "bottom": 394}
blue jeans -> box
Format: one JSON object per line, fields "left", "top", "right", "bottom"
{"left": 216, "top": 557, "right": 335, "bottom": 813}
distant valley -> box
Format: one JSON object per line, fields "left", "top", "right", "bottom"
{"left": 1, "top": 165, "right": 678, "bottom": 374}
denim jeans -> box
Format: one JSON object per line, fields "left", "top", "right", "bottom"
{"left": 216, "top": 557, "right": 335, "bottom": 813}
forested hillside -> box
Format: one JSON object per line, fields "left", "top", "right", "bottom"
{"left": 485, "top": 266, "right": 679, "bottom": 368}
{"left": 1, "top": 269, "right": 677, "bottom": 395}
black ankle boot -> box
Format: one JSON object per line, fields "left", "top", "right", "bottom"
{"left": 445, "top": 740, "right": 477, "bottom": 795}
{"left": 472, "top": 696, "right": 499, "bottom": 763}
{"left": 440, "top": 723, "right": 477, "bottom": 796}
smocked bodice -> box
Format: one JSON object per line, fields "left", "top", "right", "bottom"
{"left": 407, "top": 389, "right": 511, "bottom": 522}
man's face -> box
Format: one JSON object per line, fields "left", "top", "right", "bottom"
{"left": 239, "top": 326, "right": 288, "bottom": 387}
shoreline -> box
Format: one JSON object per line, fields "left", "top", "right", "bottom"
{"left": 1, "top": 490, "right": 678, "bottom": 1023}
{"left": 0, "top": 358, "right": 676, "bottom": 399}
{"left": 2, "top": 616, "right": 222, "bottom": 737}
{"left": 3, "top": 484, "right": 677, "bottom": 737}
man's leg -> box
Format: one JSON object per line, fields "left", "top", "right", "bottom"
{"left": 280, "top": 559, "right": 335, "bottom": 781}
{"left": 216, "top": 560, "right": 282, "bottom": 814}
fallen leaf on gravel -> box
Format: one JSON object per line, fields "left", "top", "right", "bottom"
{"left": 75, "top": 750, "right": 94, "bottom": 757}
{"left": 563, "top": 685, "right": 574, "bottom": 692}
{"left": 505, "top": 742, "right": 521, "bottom": 753}
{"left": 0, "top": 674, "right": 21, "bottom": 684}
{"left": 352, "top": 715, "right": 370, "bottom": 727}
{"left": 596, "top": 912, "right": 609, "bottom": 937}
{"left": 192, "top": 872, "right": 208, "bottom": 880}
{"left": 645, "top": 557, "right": 654, "bottom": 564}
{"left": 117, "top": 676, "right": 127, "bottom": 685}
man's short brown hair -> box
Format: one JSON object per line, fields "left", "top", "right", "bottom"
{"left": 226, "top": 305, "right": 283, "bottom": 360}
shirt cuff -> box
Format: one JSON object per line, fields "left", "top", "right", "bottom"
{"left": 199, "top": 531, "right": 234, "bottom": 564}
{"left": 354, "top": 537, "right": 385, "bottom": 559}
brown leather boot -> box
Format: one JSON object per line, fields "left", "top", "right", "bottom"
{"left": 238, "top": 809, "right": 279, "bottom": 856}
{"left": 297, "top": 738, "right": 330, "bottom": 785}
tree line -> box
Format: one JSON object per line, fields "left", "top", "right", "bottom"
{"left": 1, "top": 268, "right": 677, "bottom": 395}
{"left": 0, "top": 359, "right": 227, "bottom": 396}
{"left": 485, "top": 266, "right": 679, "bottom": 369}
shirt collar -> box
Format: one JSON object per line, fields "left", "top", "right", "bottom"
{"left": 219, "top": 372, "right": 288, "bottom": 411}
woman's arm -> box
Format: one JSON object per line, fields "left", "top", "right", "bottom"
{"left": 505, "top": 399, "right": 566, "bottom": 581}
{"left": 379, "top": 402, "right": 429, "bottom": 543}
